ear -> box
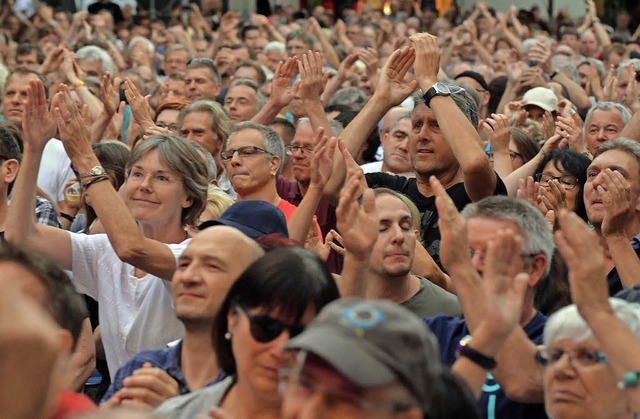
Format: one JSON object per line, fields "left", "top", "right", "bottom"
{"left": 380, "top": 131, "right": 390, "bottom": 145}
{"left": 57, "top": 329, "right": 74, "bottom": 356}
{"left": 1, "top": 159, "right": 19, "bottom": 185}
{"left": 269, "top": 155, "right": 281, "bottom": 178}
{"left": 414, "top": 229, "right": 420, "bottom": 240}
{"left": 227, "top": 307, "right": 239, "bottom": 333}
{"left": 526, "top": 253, "right": 548, "bottom": 288}
{"left": 210, "top": 178, "right": 218, "bottom": 187}
{"left": 213, "top": 82, "right": 222, "bottom": 98}
{"left": 181, "top": 193, "right": 195, "bottom": 209}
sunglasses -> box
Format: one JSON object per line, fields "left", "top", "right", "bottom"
{"left": 235, "top": 305, "right": 305, "bottom": 343}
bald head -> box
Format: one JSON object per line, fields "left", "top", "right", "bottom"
{"left": 381, "top": 107, "right": 409, "bottom": 135}
{"left": 172, "top": 226, "right": 264, "bottom": 326}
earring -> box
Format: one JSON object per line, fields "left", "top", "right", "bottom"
{"left": 224, "top": 331, "right": 232, "bottom": 340}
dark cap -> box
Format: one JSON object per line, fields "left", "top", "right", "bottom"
{"left": 199, "top": 200, "right": 289, "bottom": 238}
{"left": 286, "top": 298, "right": 441, "bottom": 411}
{"left": 454, "top": 71, "right": 490, "bottom": 91}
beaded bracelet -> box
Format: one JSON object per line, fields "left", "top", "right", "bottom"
{"left": 82, "top": 175, "right": 110, "bottom": 190}
{"left": 618, "top": 370, "right": 640, "bottom": 390}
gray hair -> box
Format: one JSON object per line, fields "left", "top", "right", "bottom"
{"left": 552, "top": 59, "right": 580, "bottom": 84}
{"left": 544, "top": 299, "right": 640, "bottom": 345}
{"left": 189, "top": 141, "right": 217, "bottom": 182}
{"left": 263, "top": 41, "right": 286, "bottom": 54}
{"left": 166, "top": 44, "right": 193, "bottom": 60}
{"left": 584, "top": 102, "right": 632, "bottom": 135}
{"left": 75, "top": 45, "right": 114, "bottom": 75}
{"left": 178, "top": 100, "right": 234, "bottom": 144}
{"left": 328, "top": 87, "right": 367, "bottom": 111}
{"left": 225, "top": 121, "right": 285, "bottom": 176}
{"left": 128, "top": 35, "right": 155, "bottom": 55}
{"left": 577, "top": 57, "right": 606, "bottom": 80}
{"left": 388, "top": 112, "right": 412, "bottom": 133}
{"left": 229, "top": 78, "right": 266, "bottom": 111}
{"left": 461, "top": 196, "right": 555, "bottom": 277}
{"left": 296, "top": 117, "right": 344, "bottom": 137}
{"left": 127, "top": 135, "right": 208, "bottom": 226}
{"left": 187, "top": 58, "right": 222, "bottom": 83}
{"left": 594, "top": 137, "right": 640, "bottom": 177}
{"left": 520, "top": 38, "right": 539, "bottom": 56}
{"left": 616, "top": 58, "right": 640, "bottom": 77}
{"left": 413, "top": 84, "right": 479, "bottom": 128}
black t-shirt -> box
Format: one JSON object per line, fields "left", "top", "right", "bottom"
{"left": 365, "top": 173, "right": 508, "bottom": 267}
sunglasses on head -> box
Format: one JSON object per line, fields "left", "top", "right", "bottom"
{"left": 235, "top": 305, "right": 305, "bottom": 343}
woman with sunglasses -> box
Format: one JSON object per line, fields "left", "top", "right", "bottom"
{"left": 155, "top": 246, "right": 340, "bottom": 418}
{"left": 537, "top": 298, "right": 640, "bottom": 419}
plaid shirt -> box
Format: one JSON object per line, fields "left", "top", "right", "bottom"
{"left": 7, "top": 196, "right": 63, "bottom": 229}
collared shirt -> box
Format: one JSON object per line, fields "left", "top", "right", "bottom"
{"left": 101, "top": 340, "right": 226, "bottom": 403}
{"left": 7, "top": 195, "right": 62, "bottom": 228}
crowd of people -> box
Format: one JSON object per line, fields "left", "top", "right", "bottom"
{"left": 2, "top": 0, "right": 640, "bottom": 418}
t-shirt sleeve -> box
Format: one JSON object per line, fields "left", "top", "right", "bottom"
{"left": 365, "top": 172, "right": 411, "bottom": 192}
{"left": 70, "top": 233, "right": 113, "bottom": 299}
{"left": 423, "top": 314, "right": 468, "bottom": 366}
{"left": 494, "top": 172, "right": 508, "bottom": 196}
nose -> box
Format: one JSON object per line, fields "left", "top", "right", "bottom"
{"left": 398, "top": 139, "right": 408, "bottom": 152}
{"left": 390, "top": 224, "right": 405, "bottom": 244}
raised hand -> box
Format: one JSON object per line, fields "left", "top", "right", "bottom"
{"left": 555, "top": 112, "right": 586, "bottom": 153}
{"left": 410, "top": 33, "right": 439, "bottom": 91}
{"left": 124, "top": 77, "right": 155, "bottom": 131}
{"left": 372, "top": 46, "right": 418, "bottom": 107}
{"left": 269, "top": 57, "right": 298, "bottom": 108}
{"left": 100, "top": 72, "right": 122, "bottom": 116}
{"left": 309, "top": 128, "right": 337, "bottom": 190}
{"left": 105, "top": 362, "right": 179, "bottom": 410}
{"left": 600, "top": 168, "right": 636, "bottom": 238}
{"left": 298, "top": 50, "right": 327, "bottom": 102}
{"left": 53, "top": 84, "right": 92, "bottom": 161}
{"left": 23, "top": 79, "right": 56, "bottom": 152}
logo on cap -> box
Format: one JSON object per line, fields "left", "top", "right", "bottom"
{"left": 340, "top": 303, "right": 386, "bottom": 338}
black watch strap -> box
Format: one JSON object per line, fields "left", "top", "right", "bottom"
{"left": 423, "top": 87, "right": 440, "bottom": 108}
{"left": 459, "top": 345, "right": 497, "bottom": 370}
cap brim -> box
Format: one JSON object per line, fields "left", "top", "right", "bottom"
{"left": 526, "top": 101, "right": 557, "bottom": 112}
{"left": 287, "top": 325, "right": 397, "bottom": 388}
{"left": 198, "top": 219, "right": 263, "bottom": 237}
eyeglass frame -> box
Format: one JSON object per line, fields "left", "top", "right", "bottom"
{"left": 534, "top": 173, "right": 580, "bottom": 190}
{"left": 285, "top": 145, "right": 314, "bottom": 156}
{"left": 535, "top": 347, "right": 608, "bottom": 369}
{"left": 220, "top": 145, "right": 274, "bottom": 162}
{"left": 486, "top": 150, "right": 523, "bottom": 162}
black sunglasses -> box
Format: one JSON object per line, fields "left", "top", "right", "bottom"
{"left": 235, "top": 305, "right": 304, "bottom": 343}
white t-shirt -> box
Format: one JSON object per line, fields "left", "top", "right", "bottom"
{"left": 360, "top": 161, "right": 383, "bottom": 174}
{"left": 38, "top": 139, "right": 75, "bottom": 203}
{"left": 70, "top": 233, "right": 187, "bottom": 378}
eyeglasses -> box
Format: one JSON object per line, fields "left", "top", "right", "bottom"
{"left": 535, "top": 347, "right": 607, "bottom": 369}
{"left": 220, "top": 146, "right": 274, "bottom": 162}
{"left": 469, "top": 249, "right": 538, "bottom": 265}
{"left": 535, "top": 173, "right": 579, "bottom": 190}
{"left": 486, "top": 150, "right": 523, "bottom": 162}
{"left": 279, "top": 351, "right": 415, "bottom": 413}
{"left": 235, "top": 305, "right": 304, "bottom": 343}
{"left": 188, "top": 57, "right": 215, "bottom": 68}
{"left": 285, "top": 145, "right": 313, "bottom": 156}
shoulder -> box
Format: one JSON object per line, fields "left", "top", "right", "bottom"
{"left": 155, "top": 376, "right": 234, "bottom": 418}
{"left": 365, "top": 172, "right": 416, "bottom": 193}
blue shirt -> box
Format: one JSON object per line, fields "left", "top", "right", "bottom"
{"left": 424, "top": 313, "right": 548, "bottom": 419}
{"left": 101, "top": 340, "right": 225, "bottom": 403}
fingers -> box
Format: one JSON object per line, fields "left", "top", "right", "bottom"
{"left": 483, "top": 229, "right": 524, "bottom": 293}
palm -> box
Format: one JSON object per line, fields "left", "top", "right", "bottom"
{"left": 23, "top": 80, "right": 56, "bottom": 150}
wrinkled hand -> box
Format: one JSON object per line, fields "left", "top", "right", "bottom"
{"left": 336, "top": 141, "right": 377, "bottom": 261}
{"left": 503, "top": 100, "right": 526, "bottom": 119}
{"left": 39, "top": 44, "right": 65, "bottom": 76}
{"left": 555, "top": 112, "right": 586, "bottom": 153}
{"left": 538, "top": 179, "right": 568, "bottom": 215}
{"left": 336, "top": 53, "right": 358, "bottom": 80}
{"left": 309, "top": 128, "right": 337, "bottom": 190}
{"left": 555, "top": 209, "right": 609, "bottom": 315}
{"left": 622, "top": 68, "right": 640, "bottom": 114}
{"left": 219, "top": 11, "right": 240, "bottom": 36}
{"left": 410, "top": 33, "right": 440, "bottom": 91}
{"left": 359, "top": 47, "right": 379, "bottom": 78}
{"left": 269, "top": 57, "right": 298, "bottom": 107}
{"left": 372, "top": 46, "right": 418, "bottom": 107}
{"left": 23, "top": 79, "right": 57, "bottom": 152}
{"left": 484, "top": 113, "right": 511, "bottom": 151}
{"left": 101, "top": 72, "right": 122, "bottom": 116}
{"left": 432, "top": 176, "right": 473, "bottom": 274}
{"left": 107, "top": 362, "right": 179, "bottom": 410}
{"left": 481, "top": 229, "right": 530, "bottom": 339}
{"left": 298, "top": 50, "right": 327, "bottom": 102}
{"left": 541, "top": 110, "right": 555, "bottom": 141}
{"left": 53, "top": 84, "right": 92, "bottom": 161}
{"left": 527, "top": 42, "right": 552, "bottom": 74}
{"left": 600, "top": 169, "right": 635, "bottom": 238}
{"left": 124, "top": 78, "right": 154, "bottom": 131}
{"left": 602, "top": 65, "right": 619, "bottom": 102}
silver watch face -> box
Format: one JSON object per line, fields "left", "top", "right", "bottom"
{"left": 91, "top": 166, "right": 105, "bottom": 176}
{"left": 434, "top": 82, "right": 451, "bottom": 95}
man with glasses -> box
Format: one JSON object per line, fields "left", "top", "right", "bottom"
{"left": 102, "top": 226, "right": 264, "bottom": 409}
{"left": 185, "top": 59, "right": 222, "bottom": 103}
{"left": 281, "top": 298, "right": 440, "bottom": 419}
{"left": 428, "top": 185, "right": 554, "bottom": 419}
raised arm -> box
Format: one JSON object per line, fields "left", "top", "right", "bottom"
{"left": 411, "top": 33, "right": 497, "bottom": 201}
{"left": 54, "top": 85, "right": 180, "bottom": 281}
{"left": 251, "top": 57, "right": 298, "bottom": 125}
{"left": 4, "top": 81, "right": 73, "bottom": 269}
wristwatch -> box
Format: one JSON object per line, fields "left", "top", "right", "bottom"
{"left": 423, "top": 82, "right": 458, "bottom": 108}
{"left": 456, "top": 335, "right": 497, "bottom": 370}
{"left": 78, "top": 165, "right": 106, "bottom": 180}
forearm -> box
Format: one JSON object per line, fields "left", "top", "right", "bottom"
{"left": 430, "top": 95, "right": 496, "bottom": 200}
{"left": 553, "top": 73, "right": 591, "bottom": 111}
{"left": 317, "top": 36, "right": 340, "bottom": 70}
{"left": 472, "top": 40, "right": 494, "bottom": 67}
{"left": 337, "top": 255, "right": 369, "bottom": 297}
{"left": 287, "top": 185, "right": 323, "bottom": 244}
{"left": 492, "top": 149, "right": 515, "bottom": 180}
{"left": 412, "top": 242, "right": 453, "bottom": 293}
{"left": 504, "top": 151, "right": 543, "bottom": 196}
{"left": 593, "top": 21, "right": 612, "bottom": 49}
{"left": 500, "top": 26, "right": 522, "bottom": 52}
{"left": 66, "top": 318, "right": 96, "bottom": 391}
{"left": 71, "top": 84, "right": 104, "bottom": 122}
{"left": 305, "top": 100, "right": 332, "bottom": 134}
{"left": 496, "top": 83, "right": 517, "bottom": 114}
{"left": 90, "top": 111, "right": 115, "bottom": 144}
{"left": 321, "top": 74, "right": 345, "bottom": 107}
{"left": 605, "top": 235, "right": 640, "bottom": 288}
{"left": 251, "top": 99, "right": 285, "bottom": 125}
{"left": 620, "top": 109, "right": 640, "bottom": 141}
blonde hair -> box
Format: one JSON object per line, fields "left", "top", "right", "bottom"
{"left": 205, "top": 185, "right": 234, "bottom": 220}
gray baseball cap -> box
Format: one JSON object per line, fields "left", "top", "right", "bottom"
{"left": 286, "top": 298, "right": 441, "bottom": 411}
